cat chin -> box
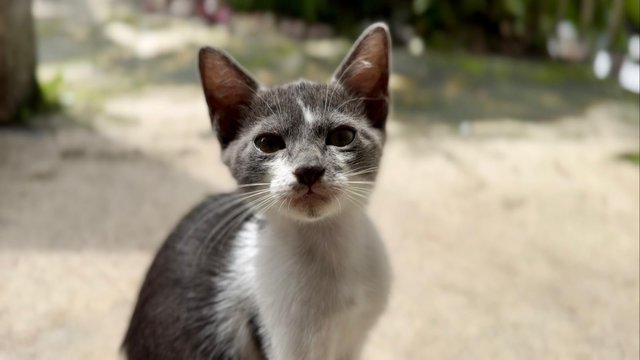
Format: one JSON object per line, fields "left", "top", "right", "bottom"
{"left": 282, "top": 200, "right": 338, "bottom": 222}
{"left": 269, "top": 193, "right": 343, "bottom": 222}
{"left": 285, "top": 210, "right": 333, "bottom": 222}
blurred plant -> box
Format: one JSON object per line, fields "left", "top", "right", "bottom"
{"left": 17, "top": 72, "right": 64, "bottom": 123}
{"left": 228, "top": 0, "right": 398, "bottom": 34}
{"left": 618, "top": 151, "right": 640, "bottom": 165}
{"left": 39, "top": 72, "right": 65, "bottom": 112}
{"left": 227, "top": 0, "right": 639, "bottom": 56}
{"left": 410, "top": 0, "right": 638, "bottom": 55}
{"left": 17, "top": 72, "right": 65, "bottom": 122}
{"left": 625, "top": 0, "right": 639, "bottom": 27}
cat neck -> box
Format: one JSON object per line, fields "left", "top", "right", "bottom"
{"left": 260, "top": 207, "right": 371, "bottom": 264}
{"left": 266, "top": 206, "right": 367, "bottom": 236}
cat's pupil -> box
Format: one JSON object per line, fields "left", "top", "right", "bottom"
{"left": 327, "top": 127, "right": 356, "bottom": 147}
{"left": 254, "top": 134, "right": 286, "bottom": 153}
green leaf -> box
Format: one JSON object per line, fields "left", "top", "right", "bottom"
{"left": 413, "top": 0, "right": 432, "bottom": 15}
{"left": 504, "top": 0, "right": 525, "bottom": 17}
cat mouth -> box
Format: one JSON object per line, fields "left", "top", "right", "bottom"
{"left": 289, "top": 186, "right": 333, "bottom": 208}
{"left": 292, "top": 190, "right": 328, "bottom": 205}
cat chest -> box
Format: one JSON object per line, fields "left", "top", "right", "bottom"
{"left": 257, "top": 240, "right": 381, "bottom": 322}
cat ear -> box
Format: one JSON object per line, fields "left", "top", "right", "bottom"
{"left": 199, "top": 47, "right": 259, "bottom": 147}
{"left": 332, "top": 23, "right": 391, "bottom": 129}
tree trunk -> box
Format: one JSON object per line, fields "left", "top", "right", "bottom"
{"left": 0, "top": 0, "right": 39, "bottom": 123}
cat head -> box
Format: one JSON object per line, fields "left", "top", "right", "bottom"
{"left": 199, "top": 23, "right": 390, "bottom": 221}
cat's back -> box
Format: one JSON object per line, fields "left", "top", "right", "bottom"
{"left": 122, "top": 193, "right": 259, "bottom": 360}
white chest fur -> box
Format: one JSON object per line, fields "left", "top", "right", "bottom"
{"left": 229, "top": 209, "right": 391, "bottom": 360}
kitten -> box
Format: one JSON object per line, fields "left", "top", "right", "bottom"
{"left": 122, "top": 23, "right": 392, "bottom": 360}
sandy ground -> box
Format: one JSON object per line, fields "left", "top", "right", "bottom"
{"left": 1, "top": 94, "right": 638, "bottom": 360}
{"left": 1, "top": 2, "right": 639, "bottom": 359}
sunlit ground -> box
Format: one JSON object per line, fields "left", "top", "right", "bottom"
{"left": 0, "top": 1, "right": 638, "bottom": 359}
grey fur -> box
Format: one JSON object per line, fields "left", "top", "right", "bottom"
{"left": 123, "top": 23, "right": 392, "bottom": 360}
{"left": 225, "top": 80, "right": 384, "bottom": 189}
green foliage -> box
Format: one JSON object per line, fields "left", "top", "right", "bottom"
{"left": 619, "top": 151, "right": 640, "bottom": 165}
{"left": 15, "top": 72, "right": 65, "bottom": 123}
{"left": 412, "top": 0, "right": 432, "bottom": 15}
{"left": 409, "top": 0, "right": 635, "bottom": 54}
{"left": 228, "top": 0, "right": 396, "bottom": 30}
{"left": 626, "top": 0, "right": 639, "bottom": 26}
{"left": 39, "top": 71, "right": 64, "bottom": 111}
{"left": 229, "top": 0, "right": 640, "bottom": 55}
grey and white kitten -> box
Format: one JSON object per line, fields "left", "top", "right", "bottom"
{"left": 123, "top": 23, "right": 392, "bottom": 360}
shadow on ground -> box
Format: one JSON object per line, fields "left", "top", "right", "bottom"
{"left": 0, "top": 116, "right": 215, "bottom": 251}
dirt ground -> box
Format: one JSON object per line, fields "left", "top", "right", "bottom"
{"left": 1, "top": 1, "right": 639, "bottom": 359}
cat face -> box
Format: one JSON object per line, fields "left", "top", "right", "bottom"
{"left": 199, "top": 24, "right": 390, "bottom": 221}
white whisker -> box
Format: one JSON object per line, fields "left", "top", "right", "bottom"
{"left": 237, "top": 183, "right": 271, "bottom": 188}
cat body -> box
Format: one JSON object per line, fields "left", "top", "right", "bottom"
{"left": 123, "top": 23, "right": 392, "bottom": 360}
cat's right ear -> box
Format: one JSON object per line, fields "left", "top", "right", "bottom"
{"left": 332, "top": 23, "right": 391, "bottom": 130}
{"left": 199, "top": 47, "right": 258, "bottom": 147}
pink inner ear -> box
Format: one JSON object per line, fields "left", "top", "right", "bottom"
{"left": 337, "top": 29, "right": 389, "bottom": 98}
{"left": 344, "top": 59, "right": 382, "bottom": 95}
{"left": 201, "top": 57, "right": 254, "bottom": 109}
{"left": 198, "top": 47, "right": 259, "bottom": 146}
{"left": 333, "top": 26, "right": 390, "bottom": 129}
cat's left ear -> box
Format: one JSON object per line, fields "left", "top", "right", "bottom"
{"left": 199, "top": 47, "right": 259, "bottom": 148}
{"left": 333, "top": 23, "right": 391, "bottom": 130}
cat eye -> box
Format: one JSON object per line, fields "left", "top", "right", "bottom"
{"left": 254, "top": 134, "right": 286, "bottom": 153}
{"left": 326, "top": 127, "right": 356, "bottom": 147}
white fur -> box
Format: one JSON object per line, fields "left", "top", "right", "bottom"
{"left": 297, "top": 98, "right": 316, "bottom": 124}
{"left": 269, "top": 156, "right": 295, "bottom": 193}
{"left": 251, "top": 128, "right": 390, "bottom": 358}
{"left": 212, "top": 220, "right": 260, "bottom": 355}
{"left": 257, "top": 210, "right": 391, "bottom": 360}
{"left": 218, "top": 207, "right": 390, "bottom": 360}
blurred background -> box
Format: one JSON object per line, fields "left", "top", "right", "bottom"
{"left": 0, "top": 0, "right": 638, "bottom": 359}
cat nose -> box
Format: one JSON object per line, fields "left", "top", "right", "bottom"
{"left": 293, "top": 166, "right": 325, "bottom": 187}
